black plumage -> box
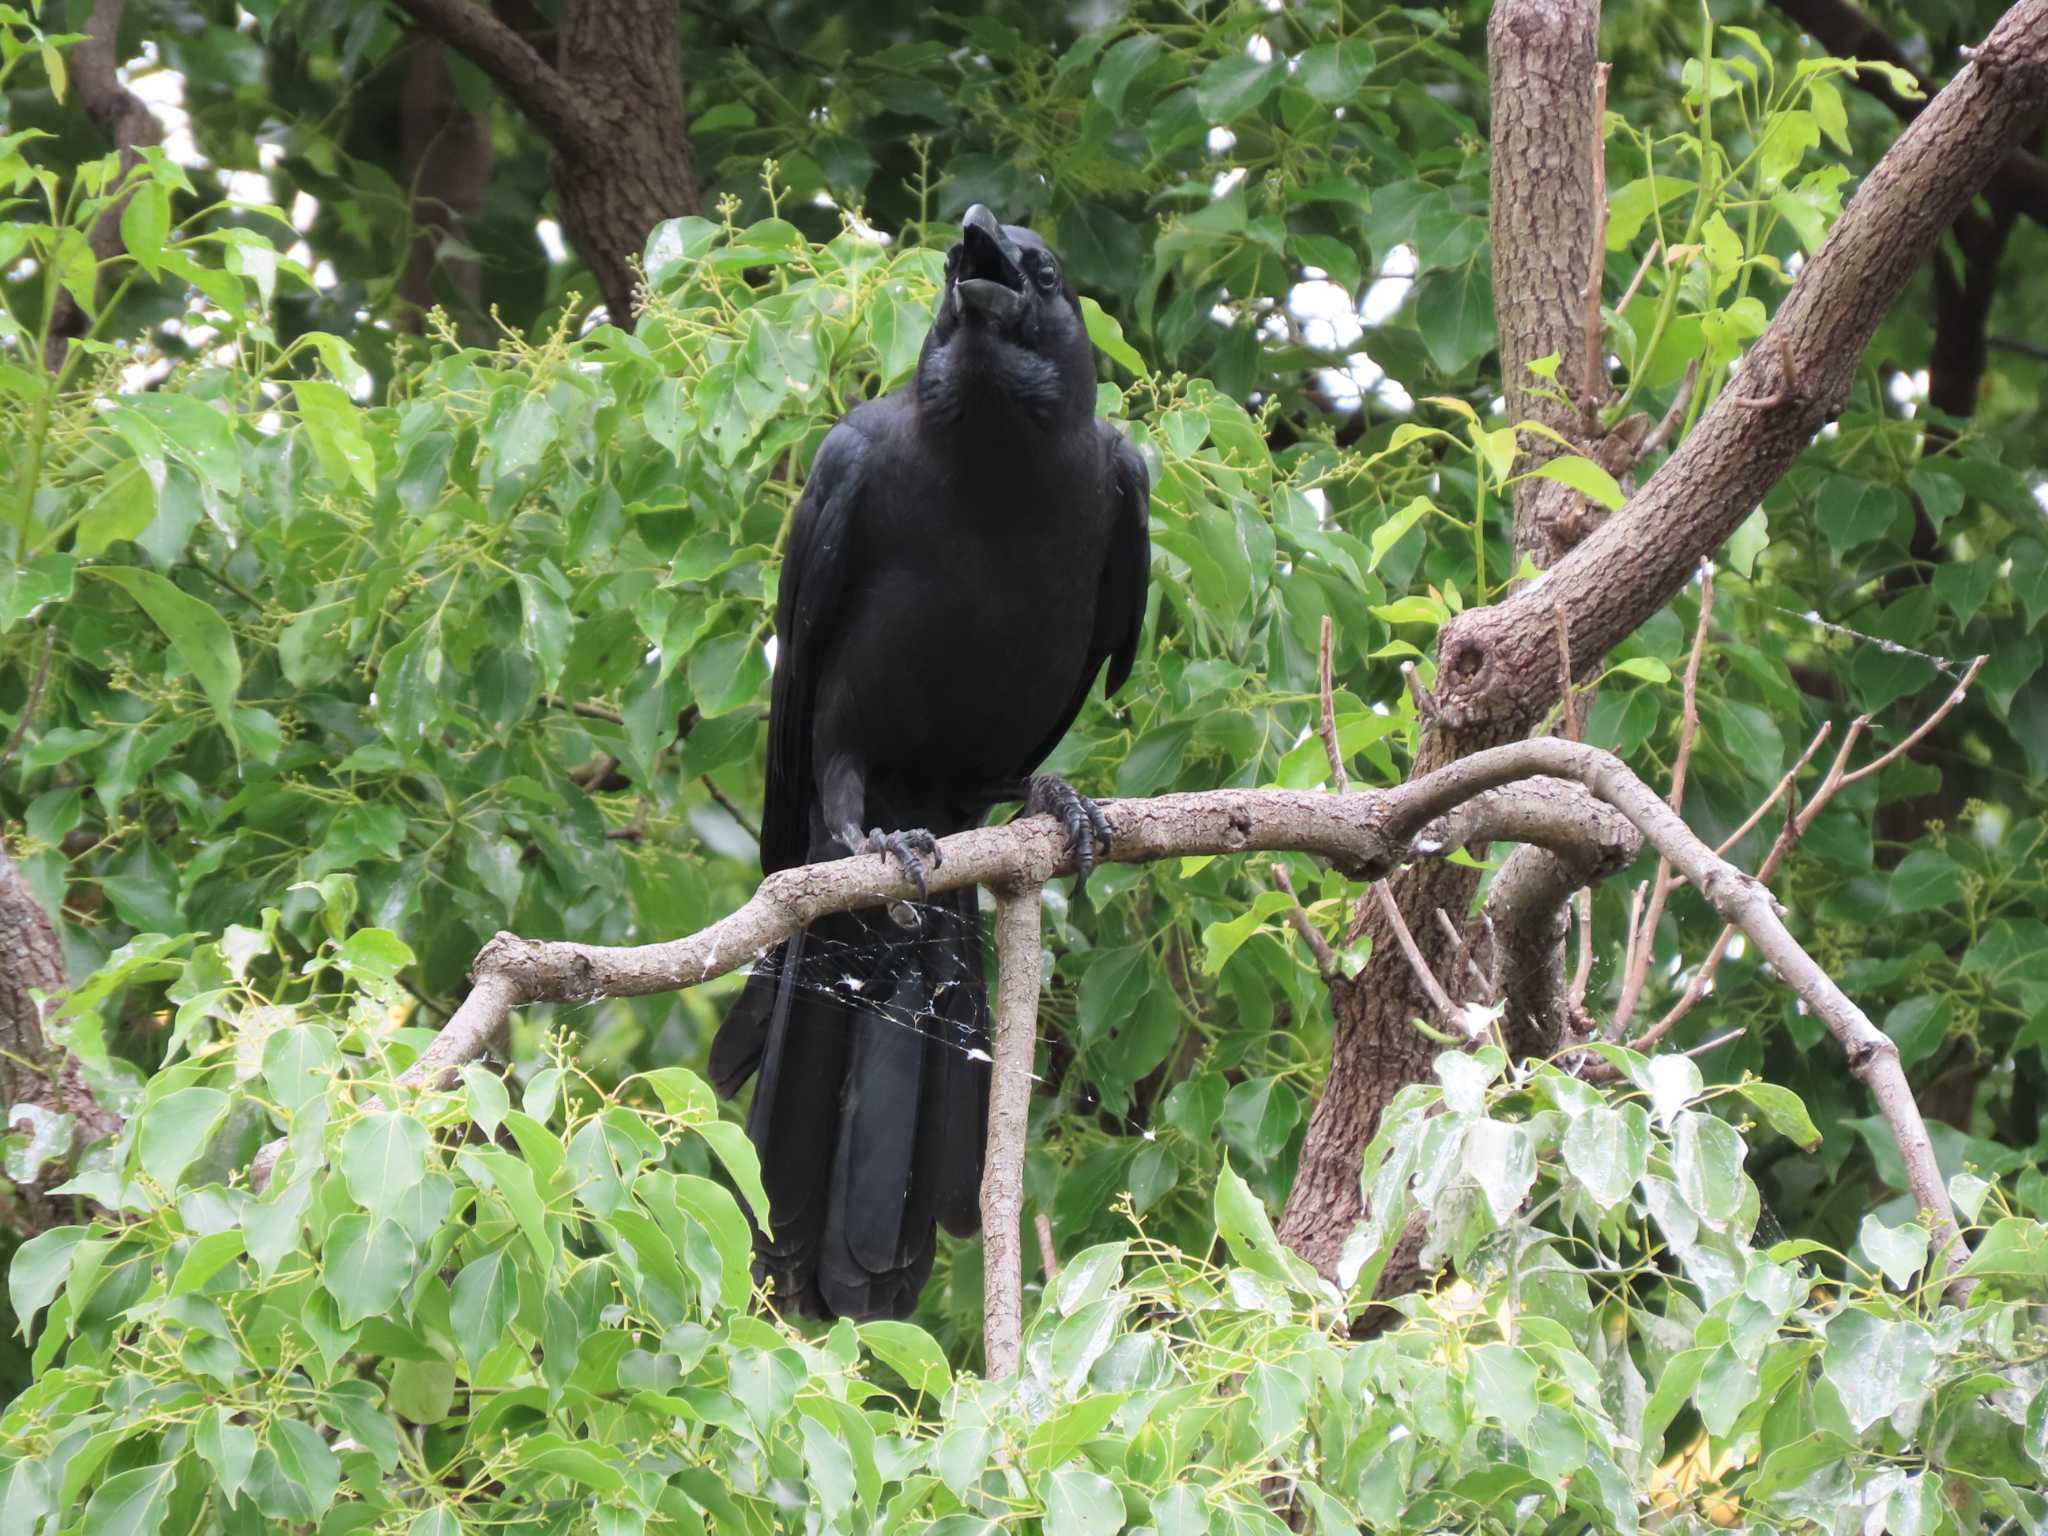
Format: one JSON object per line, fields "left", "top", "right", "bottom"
{"left": 707, "top": 206, "right": 1151, "bottom": 1320}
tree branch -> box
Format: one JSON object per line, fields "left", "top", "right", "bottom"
{"left": 981, "top": 885, "right": 1042, "bottom": 1380}
{"left": 1438, "top": 1, "right": 2048, "bottom": 731}
{"left": 390, "top": 0, "right": 598, "bottom": 156}
{"left": 243, "top": 741, "right": 1965, "bottom": 1288}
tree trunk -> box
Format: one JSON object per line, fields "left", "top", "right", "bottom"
{"left": 549, "top": 0, "right": 697, "bottom": 324}
{"left": 399, "top": 39, "right": 495, "bottom": 332}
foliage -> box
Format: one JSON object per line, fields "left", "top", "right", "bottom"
{"left": 4, "top": 934, "right": 2045, "bottom": 1534}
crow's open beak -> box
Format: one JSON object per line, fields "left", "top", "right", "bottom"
{"left": 952, "top": 204, "right": 1026, "bottom": 325}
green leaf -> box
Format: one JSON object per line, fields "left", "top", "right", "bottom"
{"left": 1298, "top": 40, "right": 1375, "bottom": 104}
{"left": 78, "top": 1461, "right": 176, "bottom": 1536}
{"left": 90, "top": 567, "right": 242, "bottom": 752}
{"left": 119, "top": 181, "right": 170, "bottom": 274}
{"left": 340, "top": 1112, "right": 430, "bottom": 1215}
{"left": 1081, "top": 295, "right": 1146, "bottom": 374}
{"left": 860, "top": 1319, "right": 952, "bottom": 1397}
{"left": 9, "top": 1225, "right": 87, "bottom": 1337}
{"left": 1368, "top": 495, "right": 1434, "bottom": 570}
{"left": 1609, "top": 656, "right": 1672, "bottom": 683}
{"left": 1200, "top": 890, "right": 1293, "bottom": 975}
{"left": 695, "top": 1118, "right": 770, "bottom": 1227}
{"left": 1562, "top": 1104, "right": 1650, "bottom": 1210}
{"left": 293, "top": 378, "right": 378, "bottom": 493}
{"left": 1196, "top": 51, "right": 1283, "bottom": 122}
{"left": 1043, "top": 1464, "right": 1124, "bottom": 1536}
{"left": 268, "top": 1419, "right": 341, "bottom": 1522}
{"left": 1732, "top": 1082, "right": 1822, "bottom": 1149}
{"left": 136, "top": 1086, "right": 231, "bottom": 1190}
{"left": 169, "top": 1230, "right": 246, "bottom": 1298}
{"left": 1525, "top": 454, "right": 1624, "bottom": 511}
{"left": 1413, "top": 261, "right": 1495, "bottom": 375}
{"left": 451, "top": 1249, "right": 521, "bottom": 1373}
{"left": 1673, "top": 1110, "right": 1746, "bottom": 1228}
{"left": 1857, "top": 1215, "right": 1929, "bottom": 1290}
{"left": 322, "top": 1214, "right": 418, "bottom": 1327}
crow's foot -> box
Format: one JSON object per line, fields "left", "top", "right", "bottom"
{"left": 841, "top": 823, "right": 941, "bottom": 928}
{"left": 1027, "top": 775, "right": 1113, "bottom": 896}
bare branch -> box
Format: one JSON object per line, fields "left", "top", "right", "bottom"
{"left": 1318, "top": 615, "right": 1349, "bottom": 794}
{"left": 1614, "top": 238, "right": 1662, "bottom": 322}
{"left": 981, "top": 885, "right": 1042, "bottom": 1379}
{"left": 1034, "top": 1212, "right": 1060, "bottom": 1280}
{"left": 1637, "top": 359, "right": 1699, "bottom": 460}
{"left": 1272, "top": 862, "right": 1339, "bottom": 981}
{"left": 1613, "top": 567, "right": 1714, "bottom": 1033}
{"left": 701, "top": 777, "right": 760, "bottom": 843}
{"left": 1374, "top": 881, "right": 1461, "bottom": 1028}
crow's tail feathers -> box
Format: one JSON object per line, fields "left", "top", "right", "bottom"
{"left": 707, "top": 888, "right": 991, "bottom": 1320}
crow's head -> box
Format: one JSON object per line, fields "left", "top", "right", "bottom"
{"left": 918, "top": 206, "right": 1092, "bottom": 427}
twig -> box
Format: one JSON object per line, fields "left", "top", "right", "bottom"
{"left": 542, "top": 693, "right": 625, "bottom": 725}
{"left": 1729, "top": 332, "right": 1796, "bottom": 409}
{"left": 701, "top": 776, "right": 761, "bottom": 843}
{"left": 1579, "top": 62, "right": 1613, "bottom": 427}
{"left": 1611, "top": 566, "right": 1714, "bottom": 1034}
{"left": 1624, "top": 659, "right": 1984, "bottom": 1054}
{"left": 982, "top": 884, "right": 1043, "bottom": 1379}
{"left": 1711, "top": 721, "right": 1833, "bottom": 857}
{"left": 1374, "top": 880, "right": 1460, "bottom": 1028}
{"left": 1680, "top": 1026, "right": 1745, "bottom": 1060}
{"left": 1637, "top": 359, "right": 1699, "bottom": 460}
{"left": 1568, "top": 888, "right": 1594, "bottom": 1009}
{"left": 1433, "top": 907, "right": 1492, "bottom": 1000}
{"left": 1614, "top": 238, "right": 1663, "bottom": 320}
{"left": 1318, "top": 615, "right": 1349, "bottom": 793}
{"left": 1273, "top": 863, "right": 1339, "bottom": 980}
{"left": 1035, "top": 1212, "right": 1060, "bottom": 1280}
{"left": 1555, "top": 603, "right": 1581, "bottom": 740}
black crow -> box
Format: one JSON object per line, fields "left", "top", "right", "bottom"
{"left": 707, "top": 205, "right": 1151, "bottom": 1320}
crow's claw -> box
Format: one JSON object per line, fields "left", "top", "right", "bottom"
{"left": 1027, "top": 775, "right": 1113, "bottom": 897}
{"left": 857, "top": 826, "right": 937, "bottom": 903}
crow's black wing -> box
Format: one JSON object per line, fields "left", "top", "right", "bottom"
{"left": 758, "top": 420, "right": 872, "bottom": 875}
{"left": 1017, "top": 423, "right": 1151, "bottom": 773}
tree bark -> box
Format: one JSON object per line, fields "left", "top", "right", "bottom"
{"left": 44, "top": 0, "right": 165, "bottom": 371}
{"left": 1276, "top": 0, "right": 2048, "bottom": 1279}
{"left": 1487, "top": 0, "right": 1606, "bottom": 568}
{"left": 398, "top": 39, "right": 494, "bottom": 331}
{"left": 392, "top": 0, "right": 699, "bottom": 321}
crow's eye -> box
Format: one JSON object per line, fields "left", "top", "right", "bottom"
{"left": 1032, "top": 256, "right": 1060, "bottom": 291}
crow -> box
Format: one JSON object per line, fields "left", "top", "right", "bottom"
{"left": 707, "top": 206, "right": 1151, "bottom": 1321}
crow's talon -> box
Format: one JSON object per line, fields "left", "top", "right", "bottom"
{"left": 1027, "top": 775, "right": 1113, "bottom": 897}
{"left": 858, "top": 826, "right": 936, "bottom": 903}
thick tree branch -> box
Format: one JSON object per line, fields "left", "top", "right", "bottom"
{"left": 1438, "top": 0, "right": 2048, "bottom": 731}
{"left": 390, "top": 0, "right": 598, "bottom": 155}
{"left": 981, "top": 885, "right": 1042, "bottom": 1380}
{"left": 1770, "top": 0, "right": 2048, "bottom": 224}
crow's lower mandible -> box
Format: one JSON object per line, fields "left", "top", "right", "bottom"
{"left": 707, "top": 206, "right": 1152, "bottom": 1321}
